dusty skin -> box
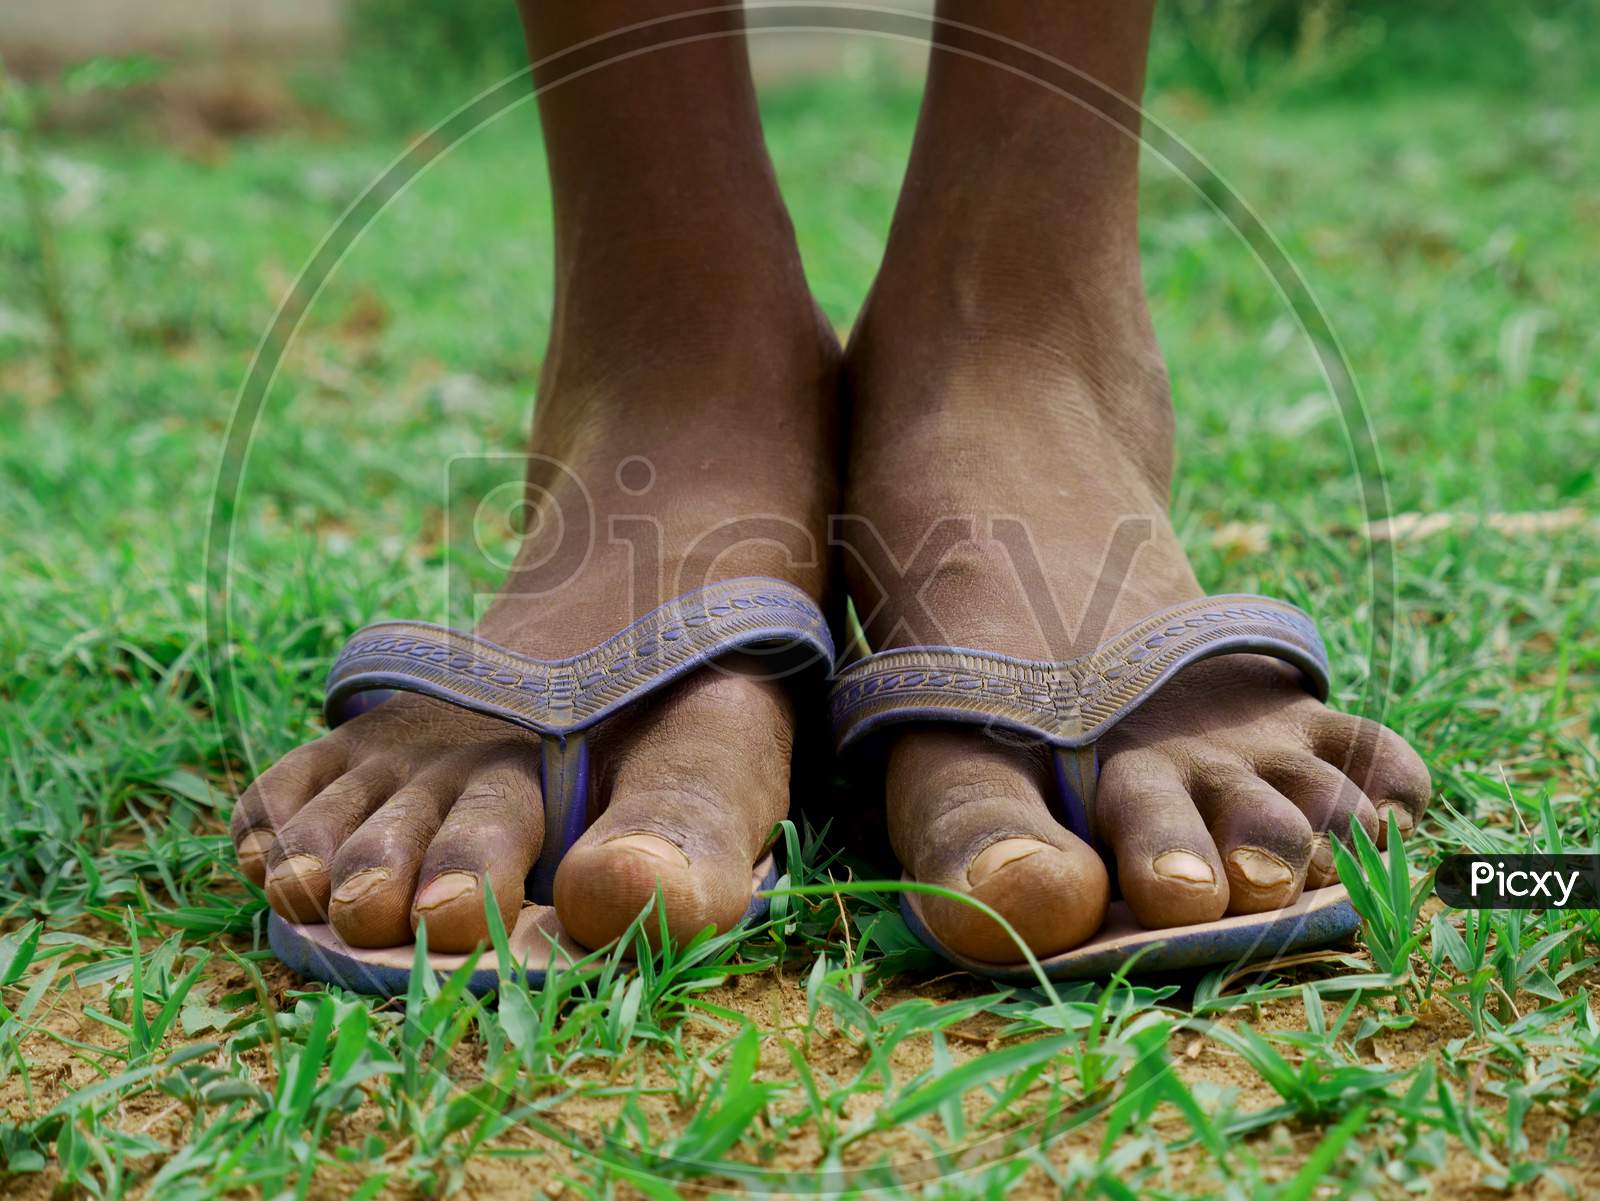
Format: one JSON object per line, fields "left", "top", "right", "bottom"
{"left": 231, "top": 0, "right": 1428, "bottom": 969}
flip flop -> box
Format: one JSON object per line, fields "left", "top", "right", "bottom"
{"left": 830, "top": 594, "right": 1366, "bottom": 980}
{"left": 267, "top": 577, "right": 834, "bottom": 996}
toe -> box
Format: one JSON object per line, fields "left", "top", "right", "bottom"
{"left": 231, "top": 739, "right": 348, "bottom": 884}
{"left": 326, "top": 765, "right": 468, "bottom": 948}
{"left": 554, "top": 666, "right": 792, "bottom": 950}
{"left": 1255, "top": 751, "right": 1378, "bottom": 886}
{"left": 264, "top": 759, "right": 399, "bottom": 922}
{"left": 1097, "top": 749, "right": 1228, "bottom": 929}
{"left": 410, "top": 757, "right": 543, "bottom": 953}
{"left": 1190, "top": 766, "right": 1314, "bottom": 914}
{"left": 888, "top": 730, "right": 1108, "bottom": 963}
{"left": 1311, "top": 713, "right": 1431, "bottom": 847}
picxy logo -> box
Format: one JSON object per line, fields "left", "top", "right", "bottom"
{"left": 1435, "top": 854, "right": 1600, "bottom": 910}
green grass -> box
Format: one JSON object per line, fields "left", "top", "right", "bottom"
{"left": 2, "top": 54, "right": 1598, "bottom": 1199}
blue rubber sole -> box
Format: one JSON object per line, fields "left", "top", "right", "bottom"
{"left": 268, "top": 855, "right": 780, "bottom": 997}
{"left": 900, "top": 870, "right": 1366, "bottom": 983}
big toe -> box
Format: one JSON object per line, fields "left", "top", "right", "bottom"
{"left": 889, "top": 731, "right": 1109, "bottom": 963}
{"left": 554, "top": 668, "right": 794, "bottom": 951}
{"left": 555, "top": 828, "right": 755, "bottom": 949}
{"left": 923, "top": 834, "right": 1109, "bottom": 963}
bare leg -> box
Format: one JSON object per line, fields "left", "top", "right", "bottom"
{"left": 233, "top": 2, "right": 841, "bottom": 951}
{"left": 841, "top": 1, "right": 1429, "bottom": 960}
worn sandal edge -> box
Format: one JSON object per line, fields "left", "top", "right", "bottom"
{"left": 900, "top": 868, "right": 1366, "bottom": 983}
{"left": 269, "top": 854, "right": 781, "bottom": 997}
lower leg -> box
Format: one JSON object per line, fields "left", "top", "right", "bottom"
{"left": 843, "top": 0, "right": 1428, "bottom": 959}
{"left": 848, "top": 0, "right": 1184, "bottom": 651}
{"left": 502, "top": 0, "right": 838, "bottom": 648}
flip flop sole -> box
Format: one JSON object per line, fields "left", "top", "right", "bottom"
{"left": 267, "top": 855, "right": 778, "bottom": 996}
{"left": 901, "top": 869, "right": 1365, "bottom": 983}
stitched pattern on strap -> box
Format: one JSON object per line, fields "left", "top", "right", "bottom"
{"left": 829, "top": 594, "right": 1327, "bottom": 752}
{"left": 325, "top": 577, "right": 834, "bottom": 736}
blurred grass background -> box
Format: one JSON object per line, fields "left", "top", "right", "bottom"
{"left": 0, "top": 4, "right": 1597, "bottom": 1194}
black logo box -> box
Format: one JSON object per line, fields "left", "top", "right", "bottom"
{"left": 1435, "top": 854, "right": 1600, "bottom": 910}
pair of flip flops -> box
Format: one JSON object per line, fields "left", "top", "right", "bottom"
{"left": 268, "top": 577, "right": 1363, "bottom": 995}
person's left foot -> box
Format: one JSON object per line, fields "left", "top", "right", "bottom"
{"left": 839, "top": 256, "right": 1431, "bottom": 966}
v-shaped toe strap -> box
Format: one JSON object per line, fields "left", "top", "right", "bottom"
{"left": 324, "top": 577, "right": 834, "bottom": 736}
{"left": 828, "top": 593, "right": 1329, "bottom": 840}
{"left": 323, "top": 577, "right": 834, "bottom": 903}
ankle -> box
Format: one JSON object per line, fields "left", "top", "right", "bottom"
{"left": 846, "top": 272, "right": 1175, "bottom": 498}
{"left": 537, "top": 282, "right": 839, "bottom": 428}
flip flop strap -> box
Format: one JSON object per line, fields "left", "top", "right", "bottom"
{"left": 828, "top": 593, "right": 1328, "bottom": 840}
{"left": 324, "top": 577, "right": 833, "bottom": 736}
{"left": 324, "top": 577, "right": 834, "bottom": 904}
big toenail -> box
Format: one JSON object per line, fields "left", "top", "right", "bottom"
{"left": 267, "top": 854, "right": 323, "bottom": 887}
{"left": 331, "top": 868, "right": 390, "bottom": 906}
{"left": 1377, "top": 804, "right": 1414, "bottom": 836}
{"left": 236, "top": 831, "right": 273, "bottom": 865}
{"left": 970, "top": 838, "right": 1048, "bottom": 885}
{"left": 1309, "top": 835, "right": 1335, "bottom": 878}
{"left": 414, "top": 871, "right": 479, "bottom": 912}
{"left": 1152, "top": 850, "right": 1214, "bottom": 886}
{"left": 606, "top": 834, "right": 690, "bottom": 867}
{"left": 1228, "top": 849, "right": 1292, "bottom": 889}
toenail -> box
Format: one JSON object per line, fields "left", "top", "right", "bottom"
{"left": 1152, "top": 850, "right": 1214, "bottom": 886}
{"left": 414, "top": 871, "right": 479, "bottom": 913}
{"left": 236, "top": 831, "right": 273, "bottom": 865}
{"left": 1377, "top": 803, "right": 1414, "bottom": 836}
{"left": 970, "top": 838, "right": 1048, "bottom": 886}
{"left": 605, "top": 833, "right": 690, "bottom": 868}
{"left": 267, "top": 854, "right": 324, "bottom": 887}
{"left": 331, "top": 868, "right": 391, "bottom": 906}
{"left": 1228, "top": 848, "right": 1292, "bottom": 890}
{"left": 1309, "top": 835, "right": 1334, "bottom": 878}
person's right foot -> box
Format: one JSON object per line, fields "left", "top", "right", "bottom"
{"left": 233, "top": 4, "right": 843, "bottom": 955}
{"left": 234, "top": 296, "right": 840, "bottom": 953}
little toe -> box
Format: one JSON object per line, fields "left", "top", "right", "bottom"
{"left": 1097, "top": 749, "right": 1228, "bottom": 929}
{"left": 1256, "top": 752, "right": 1378, "bottom": 886}
{"left": 264, "top": 759, "right": 400, "bottom": 923}
{"left": 231, "top": 740, "right": 349, "bottom": 884}
{"left": 1312, "top": 713, "right": 1431, "bottom": 847}
{"left": 554, "top": 669, "right": 793, "bottom": 950}
{"left": 410, "top": 758, "right": 544, "bottom": 954}
{"left": 888, "top": 731, "right": 1108, "bottom": 963}
{"left": 1190, "top": 767, "right": 1314, "bottom": 914}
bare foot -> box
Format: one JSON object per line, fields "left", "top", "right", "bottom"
{"left": 837, "top": 3, "right": 1429, "bottom": 963}
{"left": 233, "top": 6, "right": 841, "bottom": 953}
